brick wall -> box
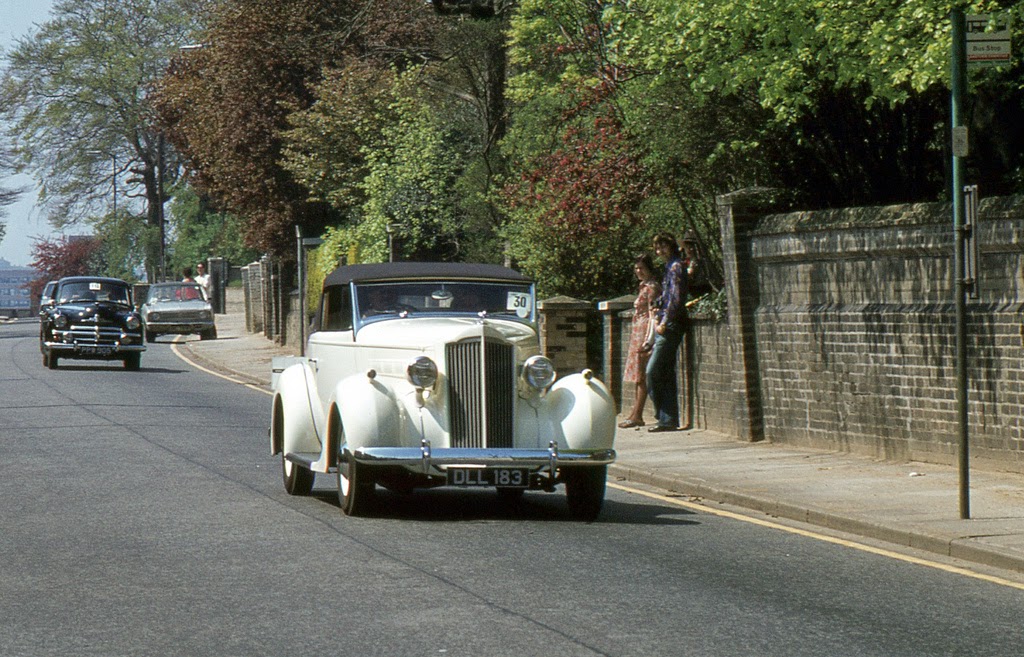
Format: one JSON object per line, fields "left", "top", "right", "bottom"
{"left": 724, "top": 191, "right": 1024, "bottom": 472}
{"left": 605, "top": 309, "right": 734, "bottom": 433}
{"left": 538, "top": 296, "right": 592, "bottom": 376}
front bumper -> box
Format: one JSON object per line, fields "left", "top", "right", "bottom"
{"left": 147, "top": 321, "right": 214, "bottom": 334}
{"left": 349, "top": 441, "right": 616, "bottom": 477}
{"left": 44, "top": 341, "right": 146, "bottom": 356}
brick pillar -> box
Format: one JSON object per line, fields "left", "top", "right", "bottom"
{"left": 538, "top": 296, "right": 592, "bottom": 377}
{"left": 718, "top": 188, "right": 787, "bottom": 442}
{"left": 598, "top": 294, "right": 635, "bottom": 410}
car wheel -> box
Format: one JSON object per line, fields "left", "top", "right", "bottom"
{"left": 145, "top": 329, "right": 156, "bottom": 343}
{"left": 338, "top": 452, "right": 374, "bottom": 516}
{"left": 47, "top": 353, "right": 59, "bottom": 370}
{"left": 200, "top": 327, "right": 216, "bottom": 340}
{"left": 563, "top": 465, "right": 607, "bottom": 521}
{"left": 123, "top": 353, "right": 141, "bottom": 371}
{"left": 282, "top": 456, "right": 314, "bottom": 496}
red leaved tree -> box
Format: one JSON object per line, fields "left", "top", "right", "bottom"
{"left": 502, "top": 114, "right": 651, "bottom": 299}
{"left": 27, "top": 236, "right": 103, "bottom": 300}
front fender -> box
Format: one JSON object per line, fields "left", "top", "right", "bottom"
{"left": 271, "top": 362, "right": 324, "bottom": 456}
{"left": 544, "top": 372, "right": 616, "bottom": 451}
{"left": 333, "top": 374, "right": 403, "bottom": 453}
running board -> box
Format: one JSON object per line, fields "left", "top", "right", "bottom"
{"left": 285, "top": 452, "right": 322, "bottom": 470}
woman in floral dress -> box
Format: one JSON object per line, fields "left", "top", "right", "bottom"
{"left": 619, "top": 254, "right": 661, "bottom": 428}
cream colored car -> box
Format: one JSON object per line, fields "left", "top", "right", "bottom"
{"left": 271, "top": 262, "right": 616, "bottom": 520}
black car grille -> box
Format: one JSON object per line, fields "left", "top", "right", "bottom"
{"left": 151, "top": 310, "right": 204, "bottom": 322}
{"left": 446, "top": 339, "right": 515, "bottom": 448}
{"left": 66, "top": 323, "right": 125, "bottom": 347}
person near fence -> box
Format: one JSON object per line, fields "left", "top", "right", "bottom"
{"left": 646, "top": 231, "right": 688, "bottom": 433}
{"left": 618, "top": 253, "right": 662, "bottom": 429}
{"left": 195, "top": 262, "right": 212, "bottom": 299}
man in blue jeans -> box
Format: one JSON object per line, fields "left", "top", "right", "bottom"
{"left": 646, "top": 232, "right": 688, "bottom": 432}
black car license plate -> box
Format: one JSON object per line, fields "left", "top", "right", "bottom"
{"left": 447, "top": 467, "right": 529, "bottom": 488}
{"left": 79, "top": 345, "right": 113, "bottom": 356}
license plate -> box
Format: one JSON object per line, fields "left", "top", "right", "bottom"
{"left": 447, "top": 467, "right": 529, "bottom": 488}
{"left": 79, "top": 346, "right": 113, "bottom": 356}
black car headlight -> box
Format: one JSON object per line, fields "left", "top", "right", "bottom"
{"left": 523, "top": 355, "right": 556, "bottom": 390}
{"left": 125, "top": 315, "right": 141, "bottom": 330}
{"left": 406, "top": 356, "right": 438, "bottom": 389}
{"left": 54, "top": 314, "right": 69, "bottom": 329}
{"left": 148, "top": 312, "right": 160, "bottom": 322}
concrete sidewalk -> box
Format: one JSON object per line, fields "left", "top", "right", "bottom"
{"left": 176, "top": 293, "right": 1024, "bottom": 574}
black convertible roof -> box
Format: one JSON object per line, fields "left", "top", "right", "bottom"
{"left": 323, "top": 262, "right": 530, "bottom": 288}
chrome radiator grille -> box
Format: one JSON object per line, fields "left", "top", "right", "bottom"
{"left": 66, "top": 323, "right": 123, "bottom": 346}
{"left": 446, "top": 339, "right": 515, "bottom": 448}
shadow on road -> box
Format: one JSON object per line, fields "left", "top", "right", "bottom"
{"left": 305, "top": 485, "right": 701, "bottom": 526}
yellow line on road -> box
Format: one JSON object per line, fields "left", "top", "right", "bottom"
{"left": 170, "top": 338, "right": 271, "bottom": 396}
{"left": 608, "top": 481, "right": 1024, "bottom": 591}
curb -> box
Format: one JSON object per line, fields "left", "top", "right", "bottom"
{"left": 173, "top": 339, "right": 272, "bottom": 390}
{"left": 608, "top": 463, "right": 1024, "bottom": 574}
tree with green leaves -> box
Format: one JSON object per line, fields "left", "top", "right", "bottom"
{"left": 600, "top": 0, "right": 1024, "bottom": 203}
{"left": 502, "top": 0, "right": 1024, "bottom": 300}
{"left": 0, "top": 0, "right": 206, "bottom": 281}
{"left": 165, "top": 183, "right": 258, "bottom": 275}
{"left": 0, "top": 143, "right": 21, "bottom": 245}
{"left": 153, "top": 0, "right": 441, "bottom": 258}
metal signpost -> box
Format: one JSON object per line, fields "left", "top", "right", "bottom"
{"left": 950, "top": 11, "right": 1011, "bottom": 519}
{"left": 951, "top": 8, "right": 969, "bottom": 520}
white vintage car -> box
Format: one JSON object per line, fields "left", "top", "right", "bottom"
{"left": 270, "top": 262, "right": 617, "bottom": 520}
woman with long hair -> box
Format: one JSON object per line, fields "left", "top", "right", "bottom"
{"left": 619, "top": 253, "right": 661, "bottom": 429}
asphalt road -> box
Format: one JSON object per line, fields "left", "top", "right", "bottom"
{"left": 1, "top": 318, "right": 1023, "bottom": 657}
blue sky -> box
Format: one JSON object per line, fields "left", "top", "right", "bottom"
{"left": 1, "top": 0, "right": 60, "bottom": 268}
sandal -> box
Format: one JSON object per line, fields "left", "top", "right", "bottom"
{"left": 617, "top": 419, "right": 645, "bottom": 429}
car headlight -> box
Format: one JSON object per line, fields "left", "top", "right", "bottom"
{"left": 148, "top": 312, "right": 160, "bottom": 322}
{"left": 523, "top": 355, "right": 556, "bottom": 390}
{"left": 200, "top": 310, "right": 212, "bottom": 320}
{"left": 125, "top": 315, "right": 141, "bottom": 330}
{"left": 54, "top": 314, "right": 69, "bottom": 329}
{"left": 406, "top": 356, "right": 438, "bottom": 389}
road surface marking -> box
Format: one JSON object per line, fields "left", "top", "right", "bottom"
{"left": 609, "top": 481, "right": 1024, "bottom": 591}
{"left": 170, "top": 338, "right": 271, "bottom": 395}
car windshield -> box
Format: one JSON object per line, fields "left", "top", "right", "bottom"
{"left": 57, "top": 281, "right": 131, "bottom": 305}
{"left": 355, "top": 281, "right": 535, "bottom": 323}
{"left": 148, "top": 283, "right": 207, "bottom": 303}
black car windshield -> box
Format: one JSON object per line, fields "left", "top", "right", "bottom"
{"left": 355, "top": 281, "right": 534, "bottom": 323}
{"left": 148, "top": 283, "right": 207, "bottom": 303}
{"left": 58, "top": 281, "right": 131, "bottom": 305}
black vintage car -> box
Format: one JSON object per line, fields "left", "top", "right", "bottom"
{"left": 39, "top": 276, "right": 146, "bottom": 370}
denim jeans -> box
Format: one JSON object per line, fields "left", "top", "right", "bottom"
{"left": 645, "top": 321, "right": 683, "bottom": 428}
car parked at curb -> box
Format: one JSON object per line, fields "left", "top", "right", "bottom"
{"left": 39, "top": 276, "right": 146, "bottom": 370}
{"left": 38, "top": 280, "right": 57, "bottom": 317}
{"left": 141, "top": 282, "right": 217, "bottom": 342}
{"left": 270, "top": 262, "right": 617, "bottom": 520}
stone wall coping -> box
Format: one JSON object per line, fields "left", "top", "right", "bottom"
{"left": 598, "top": 295, "right": 635, "bottom": 312}
{"left": 538, "top": 296, "right": 592, "bottom": 310}
{"left": 749, "top": 195, "right": 1024, "bottom": 238}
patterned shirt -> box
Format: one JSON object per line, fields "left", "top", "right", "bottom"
{"left": 656, "top": 256, "right": 688, "bottom": 326}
